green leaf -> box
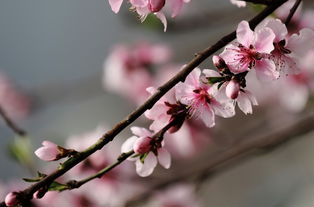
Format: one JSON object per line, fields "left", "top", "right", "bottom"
{"left": 23, "top": 177, "right": 41, "bottom": 183}
{"left": 48, "top": 181, "right": 68, "bottom": 192}
{"left": 23, "top": 172, "right": 47, "bottom": 183}
{"left": 8, "top": 136, "right": 34, "bottom": 167}
{"left": 207, "top": 77, "right": 225, "bottom": 84}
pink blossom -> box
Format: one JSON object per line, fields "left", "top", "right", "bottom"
{"left": 5, "top": 192, "right": 18, "bottom": 207}
{"left": 257, "top": 18, "right": 314, "bottom": 76}
{"left": 103, "top": 43, "right": 171, "bottom": 105}
{"left": 35, "top": 141, "right": 60, "bottom": 161}
{"left": 145, "top": 86, "right": 186, "bottom": 133}
{"left": 175, "top": 68, "right": 235, "bottom": 128}
{"left": 108, "top": 0, "right": 191, "bottom": 31}
{"left": 220, "top": 21, "right": 278, "bottom": 81}
{"left": 203, "top": 69, "right": 258, "bottom": 115}
{"left": 121, "top": 127, "right": 171, "bottom": 177}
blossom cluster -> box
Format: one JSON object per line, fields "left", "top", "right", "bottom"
{"left": 108, "top": 0, "right": 191, "bottom": 31}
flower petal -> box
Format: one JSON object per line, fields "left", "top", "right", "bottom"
{"left": 199, "top": 105, "right": 215, "bottom": 128}
{"left": 121, "top": 136, "right": 138, "bottom": 153}
{"left": 108, "top": 0, "right": 124, "bottom": 13}
{"left": 287, "top": 28, "right": 314, "bottom": 57}
{"left": 255, "top": 59, "right": 279, "bottom": 81}
{"left": 135, "top": 153, "right": 157, "bottom": 177}
{"left": 130, "top": 127, "right": 152, "bottom": 138}
{"left": 237, "top": 92, "right": 253, "bottom": 114}
{"left": 237, "top": 21, "right": 254, "bottom": 48}
{"left": 254, "top": 27, "right": 275, "bottom": 53}
{"left": 157, "top": 148, "right": 171, "bottom": 169}
{"left": 155, "top": 12, "right": 167, "bottom": 32}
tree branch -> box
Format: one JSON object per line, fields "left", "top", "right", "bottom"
{"left": 126, "top": 111, "right": 314, "bottom": 206}
{"left": 0, "top": 0, "right": 288, "bottom": 205}
{"left": 0, "top": 104, "right": 26, "bottom": 137}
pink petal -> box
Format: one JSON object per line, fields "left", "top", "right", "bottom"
{"left": 157, "top": 148, "right": 171, "bottom": 169}
{"left": 185, "top": 68, "right": 201, "bottom": 87}
{"left": 42, "top": 140, "right": 57, "bottom": 148}
{"left": 237, "top": 21, "right": 254, "bottom": 48}
{"left": 255, "top": 59, "right": 279, "bottom": 81}
{"left": 198, "top": 105, "right": 215, "bottom": 128}
{"left": 212, "top": 101, "right": 235, "bottom": 118}
{"left": 121, "top": 136, "right": 138, "bottom": 153}
{"left": 170, "top": 0, "right": 183, "bottom": 18}
{"left": 35, "top": 146, "right": 58, "bottom": 161}
{"left": 130, "top": 127, "right": 152, "bottom": 138}
{"left": 202, "top": 69, "right": 221, "bottom": 78}
{"left": 145, "top": 103, "right": 167, "bottom": 120}
{"left": 135, "top": 153, "right": 157, "bottom": 177}
{"left": 259, "top": 18, "right": 287, "bottom": 42}
{"left": 130, "top": 0, "right": 147, "bottom": 7}
{"left": 287, "top": 28, "right": 314, "bottom": 57}
{"left": 254, "top": 27, "right": 275, "bottom": 53}
{"left": 237, "top": 92, "right": 253, "bottom": 114}
{"left": 108, "top": 0, "right": 124, "bottom": 13}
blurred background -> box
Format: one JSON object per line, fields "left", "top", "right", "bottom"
{"left": 0, "top": 0, "right": 314, "bottom": 206}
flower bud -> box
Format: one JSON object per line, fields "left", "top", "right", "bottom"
{"left": 133, "top": 137, "right": 152, "bottom": 154}
{"left": 212, "top": 55, "right": 227, "bottom": 71}
{"left": 148, "top": 0, "right": 165, "bottom": 12}
{"left": 226, "top": 80, "right": 240, "bottom": 99}
{"left": 5, "top": 192, "right": 18, "bottom": 207}
{"left": 34, "top": 141, "right": 61, "bottom": 161}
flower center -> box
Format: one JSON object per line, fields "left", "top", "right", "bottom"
{"left": 193, "top": 88, "right": 212, "bottom": 104}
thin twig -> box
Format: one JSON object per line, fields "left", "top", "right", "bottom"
{"left": 0, "top": 105, "right": 26, "bottom": 137}
{"left": 0, "top": 0, "right": 288, "bottom": 206}
{"left": 242, "top": 0, "right": 273, "bottom": 5}
{"left": 284, "top": 0, "right": 302, "bottom": 25}
{"left": 126, "top": 111, "right": 314, "bottom": 207}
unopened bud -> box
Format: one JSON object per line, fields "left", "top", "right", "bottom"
{"left": 212, "top": 55, "right": 227, "bottom": 71}
{"left": 148, "top": 0, "right": 165, "bottom": 12}
{"left": 5, "top": 192, "right": 18, "bottom": 207}
{"left": 226, "top": 80, "right": 240, "bottom": 99}
{"left": 133, "top": 137, "right": 152, "bottom": 154}
{"left": 35, "top": 141, "right": 76, "bottom": 162}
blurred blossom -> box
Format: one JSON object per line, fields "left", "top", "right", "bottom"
{"left": 153, "top": 184, "right": 201, "bottom": 207}
{"left": 108, "top": 0, "right": 191, "bottom": 31}
{"left": 103, "top": 42, "right": 172, "bottom": 105}
{"left": 0, "top": 72, "right": 31, "bottom": 120}
{"left": 165, "top": 122, "right": 210, "bottom": 158}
